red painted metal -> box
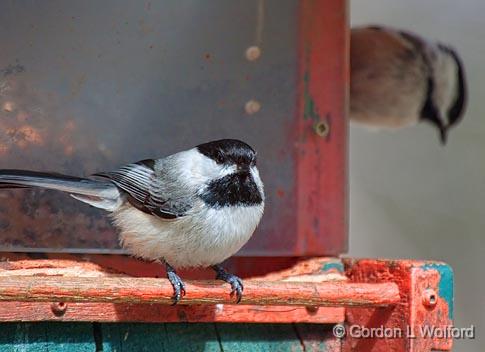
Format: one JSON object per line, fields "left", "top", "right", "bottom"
{"left": 342, "top": 259, "right": 453, "bottom": 352}
{"left": 0, "top": 0, "right": 349, "bottom": 258}
{"left": 295, "top": 0, "right": 349, "bottom": 255}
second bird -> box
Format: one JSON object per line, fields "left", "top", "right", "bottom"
{"left": 350, "top": 26, "right": 467, "bottom": 144}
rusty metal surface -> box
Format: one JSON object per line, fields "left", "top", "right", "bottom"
{"left": 0, "top": 0, "right": 298, "bottom": 254}
{"left": 0, "top": 0, "right": 347, "bottom": 256}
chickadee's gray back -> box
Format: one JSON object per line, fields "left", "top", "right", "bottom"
{"left": 0, "top": 139, "right": 264, "bottom": 217}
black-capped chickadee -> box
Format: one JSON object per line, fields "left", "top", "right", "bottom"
{"left": 350, "top": 26, "right": 467, "bottom": 144}
{"left": 0, "top": 139, "right": 265, "bottom": 303}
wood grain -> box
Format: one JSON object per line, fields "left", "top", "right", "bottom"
{"left": 0, "top": 301, "right": 344, "bottom": 324}
{"left": 0, "top": 275, "right": 399, "bottom": 307}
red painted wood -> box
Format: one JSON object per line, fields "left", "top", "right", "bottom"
{"left": 295, "top": 0, "right": 349, "bottom": 255}
{"left": 0, "top": 302, "right": 344, "bottom": 324}
{"left": 0, "top": 257, "right": 409, "bottom": 323}
{"left": 0, "top": 276, "right": 399, "bottom": 307}
{"left": 0, "top": 252, "right": 308, "bottom": 279}
{"left": 342, "top": 259, "right": 453, "bottom": 352}
{"left": 0, "top": 257, "right": 349, "bottom": 324}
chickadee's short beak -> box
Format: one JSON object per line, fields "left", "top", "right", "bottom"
{"left": 237, "top": 165, "right": 250, "bottom": 174}
{"left": 422, "top": 115, "right": 448, "bottom": 146}
{"left": 439, "top": 126, "right": 448, "bottom": 145}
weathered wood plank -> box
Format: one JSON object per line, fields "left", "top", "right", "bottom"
{"left": 0, "top": 323, "right": 94, "bottom": 352}
{"left": 0, "top": 322, "right": 344, "bottom": 351}
{"left": 294, "top": 324, "right": 341, "bottom": 352}
{"left": 101, "top": 323, "right": 222, "bottom": 352}
{"left": 0, "top": 301, "right": 344, "bottom": 324}
{"left": 42, "top": 323, "right": 95, "bottom": 352}
{"left": 0, "top": 323, "right": 47, "bottom": 352}
{"left": 216, "top": 323, "right": 304, "bottom": 352}
{"left": 0, "top": 276, "right": 400, "bottom": 307}
{"left": 164, "top": 323, "right": 222, "bottom": 352}
{"left": 102, "top": 323, "right": 168, "bottom": 352}
{"left": 0, "top": 257, "right": 348, "bottom": 324}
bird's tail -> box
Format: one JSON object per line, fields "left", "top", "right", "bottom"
{"left": 0, "top": 169, "right": 121, "bottom": 211}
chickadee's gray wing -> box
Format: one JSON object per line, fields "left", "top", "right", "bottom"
{"left": 94, "top": 159, "right": 190, "bottom": 220}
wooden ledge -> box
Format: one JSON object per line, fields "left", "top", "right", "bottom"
{"left": 0, "top": 276, "right": 399, "bottom": 307}
{"left": 0, "top": 257, "right": 399, "bottom": 323}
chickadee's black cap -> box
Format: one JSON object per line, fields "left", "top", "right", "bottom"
{"left": 197, "top": 139, "right": 256, "bottom": 166}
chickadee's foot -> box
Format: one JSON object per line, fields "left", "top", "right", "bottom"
{"left": 212, "top": 265, "right": 244, "bottom": 303}
{"left": 165, "top": 262, "right": 186, "bottom": 305}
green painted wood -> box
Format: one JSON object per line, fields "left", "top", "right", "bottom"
{"left": 0, "top": 323, "right": 45, "bottom": 352}
{"left": 0, "top": 323, "right": 95, "bottom": 352}
{"left": 215, "top": 323, "right": 304, "bottom": 352}
{"left": 294, "top": 324, "right": 341, "bottom": 352}
{"left": 102, "top": 323, "right": 168, "bottom": 352}
{"left": 164, "top": 323, "right": 222, "bottom": 352}
{"left": 42, "top": 323, "right": 95, "bottom": 352}
{"left": 0, "top": 322, "right": 339, "bottom": 351}
{"left": 101, "top": 323, "right": 222, "bottom": 352}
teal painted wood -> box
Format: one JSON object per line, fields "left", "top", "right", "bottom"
{"left": 216, "top": 323, "right": 304, "bottom": 352}
{"left": 0, "top": 323, "right": 339, "bottom": 351}
{"left": 102, "top": 323, "right": 167, "bottom": 352}
{"left": 101, "top": 323, "right": 222, "bottom": 352}
{"left": 164, "top": 323, "right": 222, "bottom": 352}
{"left": 421, "top": 262, "right": 454, "bottom": 319}
{"left": 0, "top": 323, "right": 94, "bottom": 352}
{"left": 294, "top": 324, "right": 341, "bottom": 351}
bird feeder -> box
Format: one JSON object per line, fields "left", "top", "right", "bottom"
{"left": 0, "top": 0, "right": 453, "bottom": 351}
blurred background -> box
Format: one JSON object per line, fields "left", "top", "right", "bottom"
{"left": 350, "top": 1, "right": 485, "bottom": 351}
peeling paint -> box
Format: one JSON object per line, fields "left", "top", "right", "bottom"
{"left": 422, "top": 263, "right": 454, "bottom": 319}
{"left": 322, "top": 261, "right": 344, "bottom": 273}
{"left": 303, "top": 71, "right": 320, "bottom": 122}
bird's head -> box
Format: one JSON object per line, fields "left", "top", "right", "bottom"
{"left": 197, "top": 139, "right": 257, "bottom": 176}
{"left": 422, "top": 43, "right": 467, "bottom": 145}
{"left": 196, "top": 139, "right": 264, "bottom": 208}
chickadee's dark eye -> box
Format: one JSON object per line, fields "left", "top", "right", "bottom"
{"left": 215, "top": 153, "right": 225, "bottom": 164}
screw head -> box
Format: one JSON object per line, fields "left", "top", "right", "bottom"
{"left": 305, "top": 306, "right": 319, "bottom": 315}
{"left": 51, "top": 302, "right": 68, "bottom": 316}
{"left": 2, "top": 101, "right": 15, "bottom": 113}
{"left": 422, "top": 289, "right": 438, "bottom": 308}
{"left": 245, "top": 46, "right": 262, "bottom": 61}
{"left": 245, "top": 99, "right": 261, "bottom": 115}
{"left": 314, "top": 120, "right": 329, "bottom": 137}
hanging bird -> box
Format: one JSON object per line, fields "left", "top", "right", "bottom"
{"left": 350, "top": 25, "right": 467, "bottom": 144}
{"left": 0, "top": 139, "right": 265, "bottom": 304}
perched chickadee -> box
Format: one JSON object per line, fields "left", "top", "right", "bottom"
{"left": 350, "top": 26, "right": 467, "bottom": 144}
{"left": 0, "top": 139, "right": 265, "bottom": 303}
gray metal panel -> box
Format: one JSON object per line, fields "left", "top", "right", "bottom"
{"left": 0, "top": 0, "right": 298, "bottom": 255}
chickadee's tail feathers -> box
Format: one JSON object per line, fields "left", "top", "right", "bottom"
{"left": 0, "top": 169, "right": 121, "bottom": 211}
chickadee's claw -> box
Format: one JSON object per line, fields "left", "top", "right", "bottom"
{"left": 212, "top": 265, "right": 244, "bottom": 303}
{"left": 165, "top": 263, "right": 186, "bottom": 305}
{"left": 229, "top": 276, "right": 244, "bottom": 304}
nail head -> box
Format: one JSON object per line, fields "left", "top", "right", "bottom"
{"left": 245, "top": 46, "right": 262, "bottom": 61}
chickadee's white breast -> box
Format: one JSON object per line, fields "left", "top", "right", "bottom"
{"left": 111, "top": 201, "right": 264, "bottom": 268}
